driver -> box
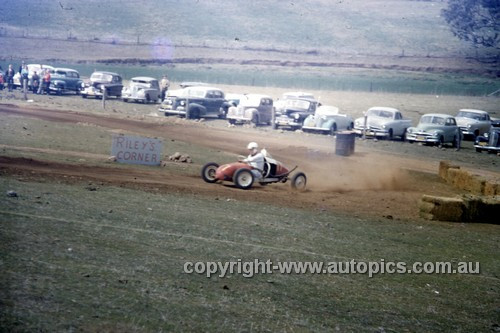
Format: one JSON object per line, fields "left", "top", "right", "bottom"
{"left": 243, "top": 142, "right": 264, "bottom": 179}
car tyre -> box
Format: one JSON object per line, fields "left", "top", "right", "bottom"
{"left": 387, "top": 129, "right": 393, "bottom": 140}
{"left": 251, "top": 113, "right": 259, "bottom": 125}
{"left": 400, "top": 129, "right": 406, "bottom": 141}
{"left": 187, "top": 107, "right": 200, "bottom": 119}
{"left": 234, "top": 168, "right": 254, "bottom": 190}
{"left": 201, "top": 162, "right": 219, "bottom": 183}
{"left": 228, "top": 119, "right": 236, "bottom": 125}
{"left": 329, "top": 123, "right": 337, "bottom": 136}
{"left": 291, "top": 172, "right": 307, "bottom": 191}
{"left": 437, "top": 136, "right": 444, "bottom": 148}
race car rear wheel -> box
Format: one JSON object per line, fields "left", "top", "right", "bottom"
{"left": 201, "top": 162, "right": 219, "bottom": 183}
{"left": 234, "top": 168, "right": 254, "bottom": 190}
{"left": 291, "top": 172, "right": 307, "bottom": 191}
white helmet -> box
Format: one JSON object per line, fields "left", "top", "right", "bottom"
{"left": 247, "top": 142, "right": 258, "bottom": 150}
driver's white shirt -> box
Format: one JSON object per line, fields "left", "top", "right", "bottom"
{"left": 244, "top": 152, "right": 264, "bottom": 171}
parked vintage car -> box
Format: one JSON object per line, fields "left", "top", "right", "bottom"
{"left": 406, "top": 113, "right": 461, "bottom": 147}
{"left": 159, "top": 86, "right": 231, "bottom": 119}
{"left": 302, "top": 105, "right": 354, "bottom": 135}
{"left": 81, "top": 71, "right": 123, "bottom": 99}
{"left": 48, "top": 68, "right": 82, "bottom": 95}
{"left": 273, "top": 97, "right": 319, "bottom": 130}
{"left": 225, "top": 93, "right": 245, "bottom": 107}
{"left": 353, "top": 107, "right": 411, "bottom": 140}
{"left": 226, "top": 94, "right": 273, "bottom": 125}
{"left": 122, "top": 77, "right": 161, "bottom": 103}
{"left": 455, "top": 109, "right": 492, "bottom": 139}
{"left": 179, "top": 81, "right": 209, "bottom": 89}
{"left": 474, "top": 127, "right": 500, "bottom": 154}
{"left": 273, "top": 91, "right": 315, "bottom": 114}
{"left": 13, "top": 64, "right": 54, "bottom": 89}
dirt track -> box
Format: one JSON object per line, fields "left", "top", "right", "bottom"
{"left": 1, "top": 102, "right": 485, "bottom": 222}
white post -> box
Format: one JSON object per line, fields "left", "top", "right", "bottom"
{"left": 102, "top": 86, "right": 107, "bottom": 109}
{"left": 362, "top": 114, "right": 367, "bottom": 140}
{"left": 23, "top": 78, "right": 27, "bottom": 100}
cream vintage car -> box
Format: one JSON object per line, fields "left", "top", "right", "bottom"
{"left": 226, "top": 94, "right": 273, "bottom": 125}
{"left": 122, "top": 77, "right": 161, "bottom": 103}
{"left": 302, "top": 105, "right": 354, "bottom": 135}
{"left": 353, "top": 107, "right": 412, "bottom": 140}
{"left": 13, "top": 64, "right": 54, "bottom": 89}
{"left": 455, "top": 109, "right": 492, "bottom": 139}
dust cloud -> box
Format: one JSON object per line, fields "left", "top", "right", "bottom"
{"left": 298, "top": 152, "right": 410, "bottom": 193}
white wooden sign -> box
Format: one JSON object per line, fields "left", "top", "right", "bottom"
{"left": 111, "top": 134, "right": 163, "bottom": 166}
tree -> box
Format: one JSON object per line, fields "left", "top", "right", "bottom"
{"left": 442, "top": 0, "right": 500, "bottom": 49}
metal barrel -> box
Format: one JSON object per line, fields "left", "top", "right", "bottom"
{"left": 335, "top": 131, "right": 355, "bottom": 156}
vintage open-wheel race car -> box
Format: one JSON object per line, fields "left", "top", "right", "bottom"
{"left": 201, "top": 151, "right": 307, "bottom": 190}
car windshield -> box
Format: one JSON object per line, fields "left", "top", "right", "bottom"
{"left": 239, "top": 95, "right": 263, "bottom": 107}
{"left": 316, "top": 106, "right": 339, "bottom": 116}
{"left": 91, "top": 73, "right": 113, "bottom": 82}
{"left": 132, "top": 80, "right": 153, "bottom": 88}
{"left": 283, "top": 93, "right": 314, "bottom": 100}
{"left": 457, "top": 111, "right": 483, "bottom": 120}
{"left": 366, "top": 109, "right": 394, "bottom": 118}
{"left": 285, "top": 99, "right": 310, "bottom": 109}
{"left": 181, "top": 88, "right": 208, "bottom": 98}
{"left": 420, "top": 115, "right": 445, "bottom": 125}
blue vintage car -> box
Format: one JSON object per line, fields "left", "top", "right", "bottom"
{"left": 406, "top": 113, "right": 461, "bottom": 148}
{"left": 49, "top": 68, "right": 83, "bottom": 95}
{"left": 302, "top": 105, "right": 354, "bottom": 135}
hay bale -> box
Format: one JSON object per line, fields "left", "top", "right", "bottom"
{"left": 439, "top": 160, "right": 460, "bottom": 180}
{"left": 421, "top": 195, "right": 500, "bottom": 223}
{"left": 476, "top": 197, "right": 500, "bottom": 224}
{"left": 463, "top": 175, "right": 486, "bottom": 195}
{"left": 419, "top": 195, "right": 465, "bottom": 222}
{"left": 446, "top": 168, "right": 469, "bottom": 188}
{"left": 484, "top": 182, "right": 499, "bottom": 196}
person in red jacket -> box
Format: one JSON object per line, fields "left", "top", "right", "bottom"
{"left": 42, "top": 69, "right": 51, "bottom": 95}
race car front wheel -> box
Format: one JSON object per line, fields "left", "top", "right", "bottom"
{"left": 201, "top": 162, "right": 219, "bottom": 183}
{"left": 234, "top": 168, "right": 254, "bottom": 190}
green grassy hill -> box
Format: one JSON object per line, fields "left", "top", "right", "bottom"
{"left": 0, "top": 0, "right": 478, "bottom": 57}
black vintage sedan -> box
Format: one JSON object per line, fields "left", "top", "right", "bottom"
{"left": 81, "top": 71, "right": 123, "bottom": 99}
{"left": 474, "top": 127, "right": 500, "bottom": 154}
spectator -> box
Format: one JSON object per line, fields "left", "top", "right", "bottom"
{"left": 31, "top": 71, "right": 40, "bottom": 94}
{"left": 160, "top": 74, "right": 170, "bottom": 101}
{"left": 0, "top": 73, "right": 4, "bottom": 90}
{"left": 42, "top": 69, "right": 51, "bottom": 95}
{"left": 18, "top": 61, "right": 25, "bottom": 89}
{"left": 37, "top": 66, "right": 45, "bottom": 94}
{"left": 5, "top": 64, "right": 15, "bottom": 92}
{"left": 20, "top": 64, "right": 29, "bottom": 91}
